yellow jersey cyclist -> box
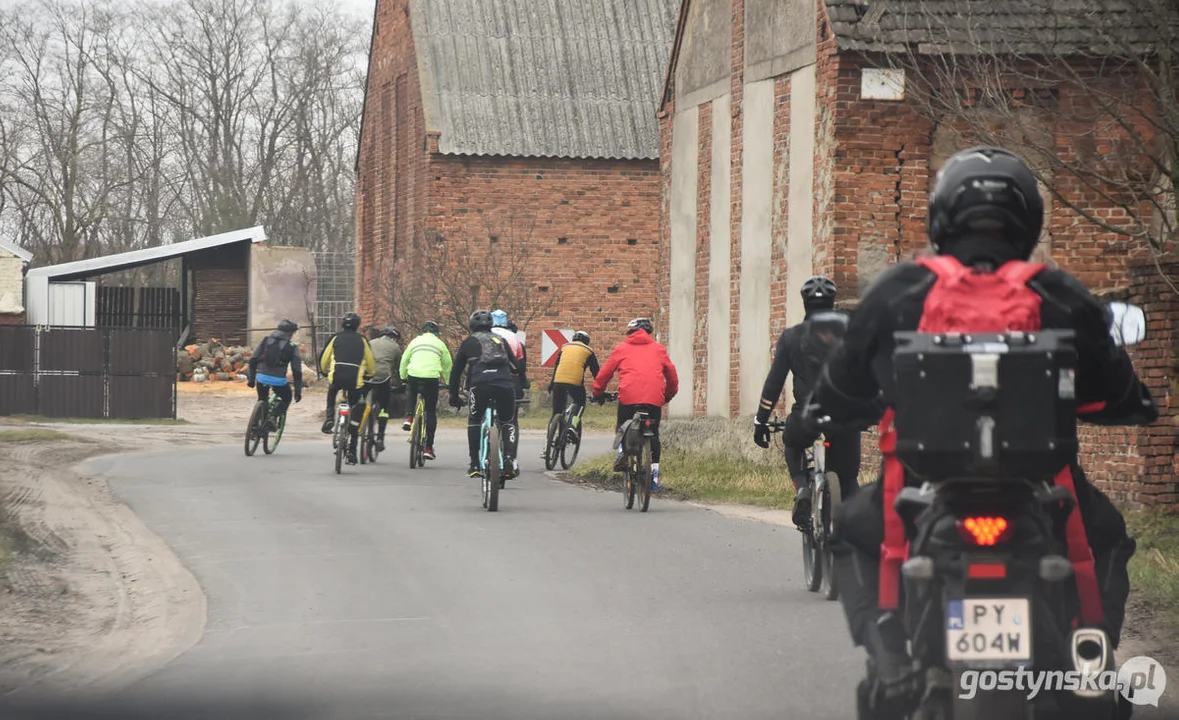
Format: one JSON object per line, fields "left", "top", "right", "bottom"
{"left": 319, "top": 312, "right": 376, "bottom": 465}
{"left": 546, "top": 331, "right": 599, "bottom": 435}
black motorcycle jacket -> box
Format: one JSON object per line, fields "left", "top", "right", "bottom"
{"left": 812, "top": 238, "right": 1158, "bottom": 428}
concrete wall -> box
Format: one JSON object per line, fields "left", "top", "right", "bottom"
{"left": 706, "top": 94, "right": 732, "bottom": 417}
{"left": 248, "top": 245, "right": 317, "bottom": 348}
{"left": 667, "top": 108, "right": 699, "bottom": 418}
{"left": 0, "top": 249, "right": 25, "bottom": 316}
{"left": 738, "top": 79, "right": 775, "bottom": 415}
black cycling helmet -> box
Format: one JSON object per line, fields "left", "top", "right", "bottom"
{"left": 422, "top": 320, "right": 440, "bottom": 335}
{"left": 626, "top": 317, "right": 653, "bottom": 336}
{"left": 801, "top": 276, "right": 837, "bottom": 311}
{"left": 342, "top": 312, "right": 361, "bottom": 331}
{"left": 469, "top": 309, "right": 493, "bottom": 332}
{"left": 572, "top": 331, "right": 590, "bottom": 344}
{"left": 277, "top": 318, "right": 298, "bottom": 334}
{"left": 379, "top": 326, "right": 400, "bottom": 339}
{"left": 506, "top": 321, "right": 518, "bottom": 333}
{"left": 928, "top": 146, "right": 1044, "bottom": 259}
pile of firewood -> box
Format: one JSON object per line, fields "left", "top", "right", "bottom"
{"left": 175, "top": 338, "right": 317, "bottom": 384}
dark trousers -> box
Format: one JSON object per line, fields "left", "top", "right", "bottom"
{"left": 551, "top": 383, "right": 587, "bottom": 420}
{"left": 326, "top": 384, "right": 365, "bottom": 451}
{"left": 830, "top": 462, "right": 1135, "bottom": 651}
{"left": 617, "top": 403, "right": 662, "bottom": 463}
{"left": 256, "top": 383, "right": 292, "bottom": 418}
{"left": 366, "top": 379, "right": 392, "bottom": 438}
{"left": 782, "top": 409, "right": 862, "bottom": 500}
{"left": 468, "top": 383, "right": 518, "bottom": 466}
{"left": 407, "top": 377, "right": 440, "bottom": 446}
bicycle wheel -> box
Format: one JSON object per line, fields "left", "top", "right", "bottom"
{"left": 559, "top": 422, "right": 581, "bottom": 470}
{"left": 367, "top": 409, "right": 382, "bottom": 463}
{"left": 544, "top": 414, "right": 561, "bottom": 471}
{"left": 409, "top": 414, "right": 423, "bottom": 469}
{"left": 263, "top": 406, "right": 285, "bottom": 455}
{"left": 486, "top": 426, "right": 501, "bottom": 512}
{"left": 801, "top": 478, "right": 822, "bottom": 592}
{"left": 638, "top": 439, "right": 653, "bottom": 513}
{"left": 244, "top": 401, "right": 264, "bottom": 457}
{"left": 359, "top": 422, "right": 370, "bottom": 465}
{"left": 334, "top": 420, "right": 346, "bottom": 475}
{"left": 821, "top": 475, "right": 842, "bottom": 601}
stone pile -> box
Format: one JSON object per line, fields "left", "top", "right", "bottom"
{"left": 175, "top": 339, "right": 318, "bottom": 384}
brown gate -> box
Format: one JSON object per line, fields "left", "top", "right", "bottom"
{"left": 0, "top": 326, "right": 176, "bottom": 420}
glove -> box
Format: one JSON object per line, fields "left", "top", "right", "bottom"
{"left": 449, "top": 394, "right": 464, "bottom": 409}
{"left": 523, "top": 379, "right": 531, "bottom": 390}
{"left": 247, "top": 378, "right": 256, "bottom": 389}
{"left": 546, "top": 384, "right": 553, "bottom": 395}
{"left": 294, "top": 389, "right": 302, "bottom": 403}
{"left": 753, "top": 418, "right": 771, "bottom": 448}
{"left": 592, "top": 394, "right": 605, "bottom": 406}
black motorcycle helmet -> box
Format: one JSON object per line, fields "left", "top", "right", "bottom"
{"left": 277, "top": 318, "right": 298, "bottom": 334}
{"left": 928, "top": 146, "right": 1044, "bottom": 260}
{"left": 626, "top": 317, "right": 653, "bottom": 336}
{"left": 379, "top": 326, "right": 400, "bottom": 339}
{"left": 342, "top": 312, "right": 361, "bottom": 331}
{"left": 422, "top": 320, "right": 440, "bottom": 335}
{"left": 801, "top": 276, "right": 837, "bottom": 313}
{"left": 469, "top": 310, "right": 493, "bottom": 332}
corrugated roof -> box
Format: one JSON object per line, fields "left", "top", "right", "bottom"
{"left": 825, "top": 0, "right": 1170, "bottom": 55}
{"left": 411, "top": 0, "right": 680, "bottom": 160}
{"left": 26, "top": 226, "right": 267, "bottom": 282}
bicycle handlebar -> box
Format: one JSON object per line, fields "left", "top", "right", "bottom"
{"left": 594, "top": 391, "right": 619, "bottom": 404}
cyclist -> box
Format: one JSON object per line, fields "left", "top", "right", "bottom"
{"left": 246, "top": 318, "right": 303, "bottom": 430}
{"left": 319, "top": 312, "right": 376, "bottom": 465}
{"left": 449, "top": 309, "right": 524, "bottom": 479}
{"left": 753, "top": 276, "right": 861, "bottom": 529}
{"left": 547, "top": 330, "right": 599, "bottom": 433}
{"left": 491, "top": 309, "right": 529, "bottom": 478}
{"left": 400, "top": 320, "right": 454, "bottom": 461}
{"left": 367, "top": 326, "right": 403, "bottom": 452}
{"left": 591, "top": 318, "right": 679, "bottom": 491}
{"left": 807, "top": 146, "right": 1156, "bottom": 714}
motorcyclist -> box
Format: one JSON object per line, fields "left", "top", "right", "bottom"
{"left": 753, "top": 276, "right": 861, "bottom": 528}
{"left": 806, "top": 146, "right": 1158, "bottom": 714}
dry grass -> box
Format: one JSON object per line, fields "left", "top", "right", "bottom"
{"left": 1125, "top": 510, "right": 1179, "bottom": 636}
{"left": 0, "top": 429, "right": 87, "bottom": 443}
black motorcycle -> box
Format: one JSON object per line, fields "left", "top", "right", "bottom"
{"left": 867, "top": 302, "right": 1146, "bottom": 720}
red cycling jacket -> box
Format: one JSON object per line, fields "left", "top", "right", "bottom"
{"left": 592, "top": 330, "right": 679, "bottom": 407}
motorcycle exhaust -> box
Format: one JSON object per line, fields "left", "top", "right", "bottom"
{"left": 1068, "top": 627, "right": 1112, "bottom": 699}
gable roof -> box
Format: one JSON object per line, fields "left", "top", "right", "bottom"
{"left": 409, "top": 0, "right": 680, "bottom": 160}
{"left": 0, "top": 238, "right": 32, "bottom": 263}
{"left": 26, "top": 226, "right": 266, "bottom": 282}
{"left": 825, "top": 0, "right": 1166, "bottom": 55}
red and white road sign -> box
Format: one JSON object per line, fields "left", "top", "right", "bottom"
{"left": 541, "top": 329, "right": 575, "bottom": 367}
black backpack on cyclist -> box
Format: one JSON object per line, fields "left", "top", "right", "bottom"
{"left": 472, "top": 331, "right": 511, "bottom": 371}
{"left": 262, "top": 335, "right": 293, "bottom": 369}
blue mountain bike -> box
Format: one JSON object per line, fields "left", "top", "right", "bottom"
{"left": 470, "top": 392, "right": 530, "bottom": 512}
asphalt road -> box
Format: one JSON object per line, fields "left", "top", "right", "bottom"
{"left": 56, "top": 428, "right": 864, "bottom": 719}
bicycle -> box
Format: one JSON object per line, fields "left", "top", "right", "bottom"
{"left": 766, "top": 419, "right": 839, "bottom": 600}
{"left": 598, "top": 393, "right": 656, "bottom": 513}
{"left": 330, "top": 400, "right": 356, "bottom": 474}
{"left": 465, "top": 391, "right": 531, "bottom": 512}
{"left": 408, "top": 382, "right": 446, "bottom": 470}
{"left": 244, "top": 390, "right": 288, "bottom": 457}
{"left": 359, "top": 380, "right": 402, "bottom": 465}
{"left": 543, "top": 392, "right": 588, "bottom": 471}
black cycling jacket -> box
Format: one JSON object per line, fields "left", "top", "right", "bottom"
{"left": 811, "top": 239, "right": 1158, "bottom": 428}
{"left": 756, "top": 315, "right": 842, "bottom": 423}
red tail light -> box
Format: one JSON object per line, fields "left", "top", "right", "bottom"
{"left": 339, "top": 408, "right": 349, "bottom": 417}
{"left": 824, "top": 441, "right": 831, "bottom": 447}
{"left": 958, "top": 516, "right": 1011, "bottom": 546}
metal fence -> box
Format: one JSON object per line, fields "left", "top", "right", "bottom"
{"left": 0, "top": 326, "right": 176, "bottom": 419}
{"left": 97, "top": 286, "right": 181, "bottom": 329}
{"left": 310, "top": 250, "right": 355, "bottom": 359}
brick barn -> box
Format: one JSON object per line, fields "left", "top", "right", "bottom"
{"left": 657, "top": 0, "right": 1178, "bottom": 507}
{"left": 355, "top": 0, "right": 680, "bottom": 371}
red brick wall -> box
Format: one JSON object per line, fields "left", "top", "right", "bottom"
{"left": 0, "top": 313, "right": 24, "bottom": 325}
{"left": 419, "top": 154, "right": 662, "bottom": 376}
{"left": 694, "top": 103, "right": 713, "bottom": 415}
{"left": 769, "top": 73, "right": 791, "bottom": 336}
{"left": 355, "top": 0, "right": 429, "bottom": 326}
{"left": 728, "top": 0, "right": 746, "bottom": 415}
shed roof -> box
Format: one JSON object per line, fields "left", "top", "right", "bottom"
{"left": 410, "top": 0, "right": 679, "bottom": 160}
{"left": 25, "top": 226, "right": 267, "bottom": 282}
{"left": 0, "top": 238, "right": 32, "bottom": 263}
{"left": 825, "top": 0, "right": 1168, "bottom": 55}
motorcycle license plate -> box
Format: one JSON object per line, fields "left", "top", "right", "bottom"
{"left": 946, "top": 598, "right": 1031, "bottom": 663}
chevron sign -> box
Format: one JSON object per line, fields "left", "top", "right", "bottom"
{"left": 540, "top": 329, "right": 574, "bottom": 367}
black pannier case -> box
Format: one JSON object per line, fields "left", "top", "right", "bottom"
{"left": 891, "top": 330, "right": 1079, "bottom": 481}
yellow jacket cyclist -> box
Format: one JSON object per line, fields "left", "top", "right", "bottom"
{"left": 319, "top": 312, "right": 376, "bottom": 464}
{"left": 547, "top": 331, "right": 600, "bottom": 423}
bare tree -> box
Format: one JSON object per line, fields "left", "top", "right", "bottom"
{"left": 884, "top": 0, "right": 1178, "bottom": 292}
{"left": 388, "top": 213, "right": 562, "bottom": 344}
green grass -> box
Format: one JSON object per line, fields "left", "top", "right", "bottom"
{"left": 0, "top": 415, "right": 188, "bottom": 426}
{"left": 0, "top": 429, "right": 87, "bottom": 443}
{"left": 1125, "top": 509, "right": 1179, "bottom": 635}
{"left": 571, "top": 448, "right": 800, "bottom": 509}
{"left": 433, "top": 397, "right": 618, "bottom": 432}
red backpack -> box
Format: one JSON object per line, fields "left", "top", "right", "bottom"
{"left": 878, "top": 254, "right": 1107, "bottom": 629}
{"left": 915, "top": 255, "right": 1045, "bottom": 333}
